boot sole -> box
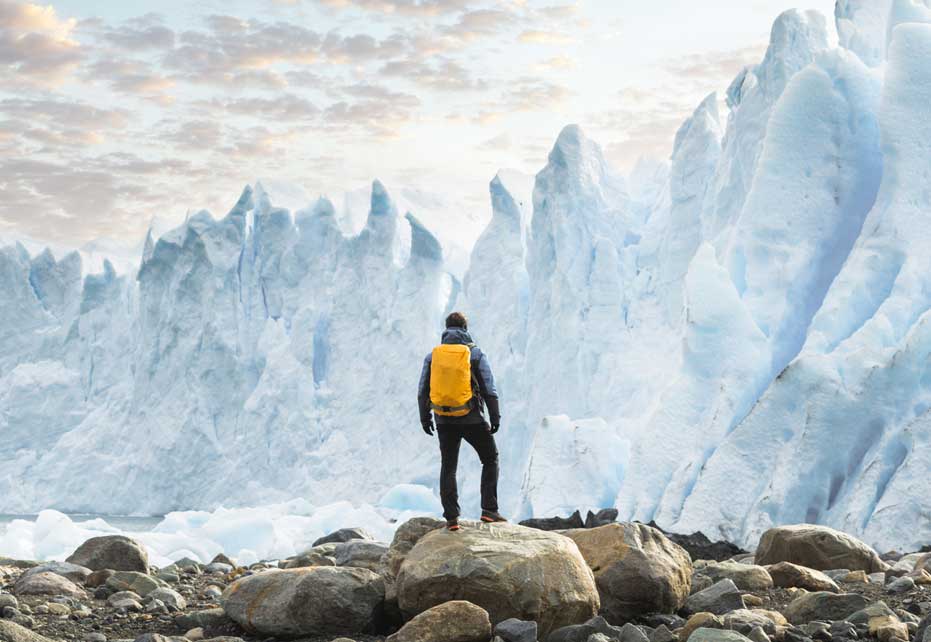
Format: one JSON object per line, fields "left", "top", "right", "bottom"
{"left": 480, "top": 516, "right": 507, "bottom": 523}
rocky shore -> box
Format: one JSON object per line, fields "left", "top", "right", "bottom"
{"left": 1, "top": 514, "right": 929, "bottom": 642}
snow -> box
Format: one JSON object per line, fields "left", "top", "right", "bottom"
{"left": 3, "top": 6, "right": 931, "bottom": 553}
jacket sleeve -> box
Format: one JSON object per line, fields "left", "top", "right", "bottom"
{"left": 417, "top": 354, "right": 432, "bottom": 426}
{"left": 473, "top": 350, "right": 501, "bottom": 426}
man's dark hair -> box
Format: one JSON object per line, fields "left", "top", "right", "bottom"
{"left": 446, "top": 311, "right": 468, "bottom": 329}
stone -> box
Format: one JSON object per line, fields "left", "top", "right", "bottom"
{"left": 19, "top": 562, "right": 91, "bottom": 585}
{"left": 495, "top": 618, "right": 538, "bottom": 642}
{"left": 13, "top": 572, "right": 86, "bottom": 598}
{"left": 110, "top": 598, "right": 142, "bottom": 612}
{"left": 282, "top": 552, "right": 335, "bottom": 569}
{"left": 683, "top": 580, "right": 745, "bottom": 616}
{"left": 87, "top": 634, "right": 107, "bottom": 642}
{"left": 723, "top": 610, "right": 777, "bottom": 635}
{"left": 221, "top": 567, "right": 384, "bottom": 637}
{"left": 885, "top": 577, "right": 914, "bottom": 594}
{"left": 0, "top": 621, "right": 55, "bottom": 642}
{"left": 0, "top": 595, "right": 17, "bottom": 610}
{"left": 908, "top": 569, "right": 931, "bottom": 585}
{"left": 386, "top": 600, "right": 491, "bottom": 642}
{"left": 66, "top": 536, "right": 149, "bottom": 573}
{"left": 841, "top": 571, "right": 869, "bottom": 583}
{"left": 754, "top": 526, "right": 886, "bottom": 573}
{"left": 175, "top": 558, "right": 203, "bottom": 573}
{"left": 105, "top": 571, "right": 164, "bottom": 597}
{"left": 741, "top": 595, "right": 763, "bottom": 608}
{"left": 700, "top": 561, "right": 773, "bottom": 591}
{"left": 397, "top": 521, "right": 598, "bottom": 637}
{"left": 520, "top": 511, "right": 586, "bottom": 531}
{"left": 868, "top": 572, "right": 886, "bottom": 585}
{"left": 747, "top": 627, "right": 769, "bottom": 642}
{"left": 547, "top": 616, "right": 623, "bottom": 642}
{"left": 204, "top": 563, "right": 232, "bottom": 575}
{"left": 691, "top": 575, "right": 715, "bottom": 594}
{"left": 917, "top": 614, "right": 931, "bottom": 642}
{"left": 783, "top": 592, "right": 871, "bottom": 625}
{"left": 680, "top": 613, "right": 725, "bottom": 641}
{"left": 618, "top": 624, "right": 650, "bottom": 642}
{"left": 144, "top": 587, "right": 186, "bottom": 611}
{"left": 334, "top": 540, "right": 389, "bottom": 572}
{"left": 651, "top": 625, "right": 676, "bottom": 642}
{"left": 689, "top": 630, "right": 754, "bottom": 642}
{"left": 588, "top": 635, "right": 612, "bottom": 642}
{"left": 210, "top": 554, "right": 234, "bottom": 567}
{"left": 107, "top": 591, "right": 142, "bottom": 607}
{"left": 847, "top": 601, "right": 895, "bottom": 625}
{"left": 85, "top": 569, "right": 114, "bottom": 587}
{"left": 183, "top": 628, "right": 204, "bottom": 641}
{"left": 174, "top": 608, "right": 230, "bottom": 632}
{"left": 562, "top": 523, "right": 692, "bottom": 622}
{"left": 767, "top": 562, "right": 839, "bottom": 593}
{"left": 868, "top": 615, "right": 908, "bottom": 642}
{"left": 584, "top": 509, "right": 619, "bottom": 529}
{"left": 312, "top": 527, "right": 375, "bottom": 547}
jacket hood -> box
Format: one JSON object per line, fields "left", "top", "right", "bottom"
{"left": 441, "top": 326, "right": 474, "bottom": 345}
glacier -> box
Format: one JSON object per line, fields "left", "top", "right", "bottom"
{"left": 3, "top": 3, "right": 931, "bottom": 553}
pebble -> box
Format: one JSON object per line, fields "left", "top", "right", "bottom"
{"left": 87, "top": 634, "right": 107, "bottom": 642}
{"left": 183, "top": 628, "right": 204, "bottom": 641}
{"left": 887, "top": 577, "right": 916, "bottom": 594}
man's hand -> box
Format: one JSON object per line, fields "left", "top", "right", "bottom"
{"left": 489, "top": 423, "right": 499, "bottom": 434}
{"left": 422, "top": 421, "right": 435, "bottom": 436}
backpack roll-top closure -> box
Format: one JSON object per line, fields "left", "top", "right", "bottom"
{"left": 429, "top": 344, "right": 474, "bottom": 417}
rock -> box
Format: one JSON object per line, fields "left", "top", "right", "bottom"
{"left": 174, "top": 608, "right": 230, "bottom": 632}
{"left": 66, "top": 535, "right": 149, "bottom": 573}
{"left": 647, "top": 523, "right": 747, "bottom": 563}
{"left": 767, "top": 563, "right": 839, "bottom": 592}
{"left": 105, "top": 571, "right": 163, "bottom": 597}
{"left": 221, "top": 567, "right": 384, "bottom": 637}
{"left": 13, "top": 572, "right": 86, "bottom": 598}
{"left": 495, "top": 618, "right": 538, "bottom": 642}
{"left": 0, "top": 621, "right": 54, "bottom": 642}
{"left": 746, "top": 627, "right": 769, "bottom": 642}
{"left": 45, "top": 603, "right": 69, "bottom": 616}
{"left": 847, "top": 601, "right": 896, "bottom": 625}
{"left": 618, "top": 624, "right": 650, "bottom": 642}
{"left": 183, "top": 628, "right": 204, "bottom": 641}
{"left": 689, "top": 630, "right": 754, "bottom": 642}
{"left": 691, "top": 575, "right": 715, "bottom": 595}
{"left": 86, "top": 634, "right": 107, "bottom": 642}
{"left": 754, "top": 525, "right": 887, "bottom": 573}
{"left": 783, "top": 592, "right": 870, "bottom": 625}
{"left": 588, "top": 635, "right": 613, "bottom": 642}
{"left": 202, "top": 586, "right": 222, "bottom": 600}
{"left": 145, "top": 587, "right": 186, "bottom": 611}
{"left": 282, "top": 552, "right": 335, "bottom": 569}
{"left": 85, "top": 569, "right": 114, "bottom": 588}
{"left": 520, "top": 511, "right": 585, "bottom": 531}
{"left": 334, "top": 540, "right": 389, "bottom": 572}
{"left": 175, "top": 558, "right": 203, "bottom": 573}
{"left": 917, "top": 614, "right": 931, "bottom": 642}
{"left": 722, "top": 610, "right": 777, "bottom": 635}
{"left": 680, "top": 613, "right": 725, "bottom": 641}
{"left": 741, "top": 595, "right": 763, "bottom": 608}
{"left": 562, "top": 523, "right": 692, "bottom": 622}
{"left": 210, "top": 554, "right": 234, "bottom": 567}
{"left": 868, "top": 615, "right": 908, "bottom": 642}
{"left": 19, "top": 562, "right": 91, "bottom": 585}
{"left": 908, "top": 569, "right": 931, "bottom": 585}
{"left": 651, "top": 624, "right": 676, "bottom": 642}
{"left": 868, "top": 572, "right": 886, "bottom": 584}
{"left": 885, "top": 577, "right": 914, "bottom": 594}
{"left": 699, "top": 561, "right": 773, "bottom": 591}
{"left": 110, "top": 598, "right": 142, "bottom": 612}
{"left": 683, "top": 580, "right": 745, "bottom": 616}
{"left": 584, "top": 509, "right": 619, "bottom": 529}
{"left": 0, "top": 595, "right": 17, "bottom": 610}
{"left": 547, "top": 616, "right": 623, "bottom": 642}
{"left": 132, "top": 635, "right": 172, "bottom": 642}
{"left": 107, "top": 591, "right": 143, "bottom": 606}
{"left": 397, "top": 521, "right": 598, "bottom": 637}
{"left": 205, "top": 563, "right": 232, "bottom": 575}
{"left": 841, "top": 570, "right": 869, "bottom": 583}
{"left": 386, "top": 600, "right": 491, "bottom": 642}
{"left": 312, "top": 527, "right": 375, "bottom": 547}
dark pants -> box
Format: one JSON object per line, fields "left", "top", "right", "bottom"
{"left": 437, "top": 423, "right": 499, "bottom": 521}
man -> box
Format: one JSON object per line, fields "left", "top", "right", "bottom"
{"left": 418, "top": 312, "right": 507, "bottom": 531}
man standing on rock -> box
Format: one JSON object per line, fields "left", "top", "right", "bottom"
{"left": 418, "top": 312, "right": 507, "bottom": 531}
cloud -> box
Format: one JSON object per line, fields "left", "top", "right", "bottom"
{"left": 380, "top": 57, "right": 487, "bottom": 91}
{"left": 0, "top": 0, "right": 83, "bottom": 84}
{"left": 0, "top": 98, "right": 130, "bottom": 130}
{"left": 444, "top": 9, "right": 517, "bottom": 39}
{"left": 518, "top": 29, "right": 573, "bottom": 45}
{"left": 213, "top": 94, "right": 319, "bottom": 121}
{"left": 85, "top": 59, "right": 175, "bottom": 97}
{"left": 314, "top": 0, "right": 472, "bottom": 17}
{"left": 323, "top": 91, "right": 421, "bottom": 138}
{"left": 94, "top": 13, "right": 176, "bottom": 50}
{"left": 476, "top": 132, "right": 512, "bottom": 151}
{"left": 664, "top": 43, "right": 765, "bottom": 88}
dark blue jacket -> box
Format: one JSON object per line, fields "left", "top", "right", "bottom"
{"left": 418, "top": 327, "right": 500, "bottom": 426}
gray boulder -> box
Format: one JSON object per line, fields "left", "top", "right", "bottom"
{"left": 397, "top": 521, "right": 598, "bottom": 637}
{"left": 107, "top": 591, "right": 143, "bottom": 606}
{"left": 19, "top": 562, "right": 91, "bottom": 585}
{"left": 13, "top": 571, "right": 86, "bottom": 598}
{"left": 885, "top": 576, "right": 914, "bottom": 594}
{"left": 312, "top": 527, "right": 374, "bottom": 547}
{"left": 66, "top": 535, "right": 149, "bottom": 573}
{"left": 782, "top": 592, "right": 870, "bottom": 625}
{"left": 766, "top": 562, "right": 839, "bottom": 592}
{"left": 282, "top": 551, "right": 335, "bottom": 569}
{"left": 754, "top": 525, "right": 887, "bottom": 573}
{"left": 0, "top": 621, "right": 54, "bottom": 642}
{"left": 145, "top": 587, "right": 187, "bottom": 611}
{"left": 495, "top": 618, "right": 538, "bottom": 642}
{"left": 698, "top": 561, "right": 772, "bottom": 591}
{"left": 221, "top": 567, "right": 384, "bottom": 637}
{"left": 689, "top": 629, "right": 754, "bottom": 642}
{"left": 562, "top": 523, "right": 693, "bottom": 622}
{"left": 683, "top": 579, "right": 745, "bottom": 616}
{"left": 334, "top": 540, "right": 389, "bottom": 572}
{"left": 547, "top": 616, "right": 623, "bottom": 642}
{"left": 386, "top": 600, "right": 491, "bottom": 642}
{"left": 105, "top": 571, "right": 164, "bottom": 597}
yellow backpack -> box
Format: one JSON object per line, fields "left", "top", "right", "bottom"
{"left": 429, "top": 344, "right": 474, "bottom": 417}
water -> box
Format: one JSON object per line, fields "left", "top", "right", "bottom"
{"left": 0, "top": 514, "right": 163, "bottom": 532}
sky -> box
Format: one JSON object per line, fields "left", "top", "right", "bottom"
{"left": 0, "top": 0, "right": 836, "bottom": 252}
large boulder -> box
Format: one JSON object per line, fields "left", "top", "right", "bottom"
{"left": 766, "top": 562, "right": 839, "bottom": 592}
{"left": 383, "top": 517, "right": 446, "bottom": 613}
{"left": 683, "top": 580, "right": 745, "bottom": 616}
{"left": 396, "top": 521, "right": 598, "bottom": 636}
{"left": 386, "top": 600, "right": 491, "bottom": 642}
{"left": 13, "top": 571, "right": 86, "bottom": 598}
{"left": 221, "top": 567, "right": 384, "bottom": 637}
{"left": 18, "top": 562, "right": 91, "bottom": 585}
{"left": 312, "top": 527, "right": 374, "bottom": 547}
{"left": 697, "top": 561, "right": 772, "bottom": 591}
{"left": 754, "top": 525, "right": 887, "bottom": 573}
{"left": 334, "top": 540, "right": 389, "bottom": 573}
{"left": 562, "top": 523, "right": 692, "bottom": 623}
{"left": 106, "top": 571, "right": 165, "bottom": 596}
{"left": 66, "top": 535, "right": 149, "bottom": 572}
{"left": 0, "top": 621, "right": 54, "bottom": 642}
{"left": 782, "top": 591, "right": 870, "bottom": 625}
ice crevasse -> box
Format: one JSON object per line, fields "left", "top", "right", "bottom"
{"left": 2, "top": 4, "right": 931, "bottom": 552}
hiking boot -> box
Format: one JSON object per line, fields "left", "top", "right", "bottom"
{"left": 446, "top": 519, "right": 461, "bottom": 531}
{"left": 480, "top": 510, "right": 508, "bottom": 523}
